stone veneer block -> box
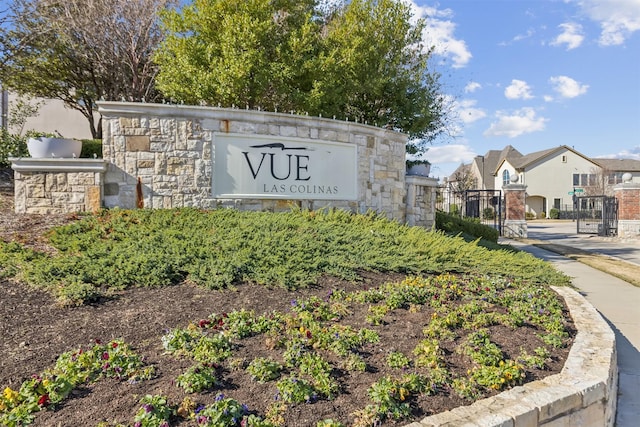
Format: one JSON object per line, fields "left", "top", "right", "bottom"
{"left": 125, "top": 135, "right": 150, "bottom": 152}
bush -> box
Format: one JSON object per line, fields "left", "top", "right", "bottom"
{"left": 549, "top": 208, "right": 559, "bottom": 219}
{"left": 482, "top": 207, "right": 495, "bottom": 220}
{"left": 0, "top": 128, "right": 28, "bottom": 166}
{"left": 525, "top": 212, "right": 536, "bottom": 220}
{"left": 435, "top": 211, "right": 499, "bottom": 243}
{"left": 80, "top": 139, "right": 103, "bottom": 158}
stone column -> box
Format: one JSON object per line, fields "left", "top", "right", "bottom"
{"left": 502, "top": 175, "right": 527, "bottom": 238}
{"left": 614, "top": 173, "right": 640, "bottom": 238}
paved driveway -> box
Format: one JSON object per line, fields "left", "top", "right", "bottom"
{"left": 525, "top": 220, "right": 640, "bottom": 265}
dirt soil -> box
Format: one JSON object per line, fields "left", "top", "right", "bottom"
{"left": 0, "top": 167, "right": 573, "bottom": 427}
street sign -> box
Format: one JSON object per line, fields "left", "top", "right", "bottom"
{"left": 575, "top": 188, "right": 584, "bottom": 193}
{"left": 568, "top": 191, "right": 574, "bottom": 195}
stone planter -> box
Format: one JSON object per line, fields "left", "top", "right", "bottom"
{"left": 27, "top": 137, "right": 82, "bottom": 158}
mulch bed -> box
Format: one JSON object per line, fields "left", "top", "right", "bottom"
{"left": 0, "top": 167, "right": 574, "bottom": 426}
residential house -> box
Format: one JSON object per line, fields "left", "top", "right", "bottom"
{"left": 446, "top": 145, "right": 640, "bottom": 218}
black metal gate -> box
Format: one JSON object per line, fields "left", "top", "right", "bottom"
{"left": 576, "top": 196, "right": 618, "bottom": 236}
{"left": 464, "top": 190, "right": 504, "bottom": 235}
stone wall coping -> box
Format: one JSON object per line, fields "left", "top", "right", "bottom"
{"left": 614, "top": 183, "right": 640, "bottom": 190}
{"left": 405, "top": 175, "right": 440, "bottom": 187}
{"left": 10, "top": 158, "right": 108, "bottom": 173}
{"left": 405, "top": 285, "right": 617, "bottom": 426}
{"left": 96, "top": 101, "right": 407, "bottom": 141}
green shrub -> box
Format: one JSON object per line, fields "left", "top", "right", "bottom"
{"left": 525, "top": 212, "right": 536, "bottom": 220}
{"left": 0, "top": 128, "right": 28, "bottom": 166}
{"left": 435, "top": 211, "right": 499, "bottom": 243}
{"left": 482, "top": 207, "right": 495, "bottom": 220}
{"left": 549, "top": 208, "right": 559, "bottom": 219}
{"left": 80, "top": 139, "right": 103, "bottom": 158}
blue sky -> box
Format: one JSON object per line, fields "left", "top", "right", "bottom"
{"left": 405, "top": 0, "right": 640, "bottom": 180}
{"left": 2, "top": 0, "right": 638, "bottom": 180}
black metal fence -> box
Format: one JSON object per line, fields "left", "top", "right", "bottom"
{"left": 576, "top": 196, "right": 618, "bottom": 236}
{"left": 437, "top": 190, "right": 504, "bottom": 234}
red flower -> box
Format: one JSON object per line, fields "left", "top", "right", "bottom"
{"left": 38, "top": 394, "right": 50, "bottom": 407}
{"left": 95, "top": 339, "right": 102, "bottom": 345}
{"left": 198, "top": 319, "right": 211, "bottom": 328}
{"left": 306, "top": 330, "right": 312, "bottom": 339}
{"left": 111, "top": 342, "right": 119, "bottom": 349}
{"left": 102, "top": 352, "right": 110, "bottom": 360}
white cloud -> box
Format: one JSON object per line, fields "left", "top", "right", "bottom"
{"left": 483, "top": 108, "right": 548, "bottom": 138}
{"left": 424, "top": 144, "right": 477, "bottom": 164}
{"left": 464, "top": 82, "right": 482, "bottom": 93}
{"left": 573, "top": 0, "right": 640, "bottom": 46}
{"left": 457, "top": 99, "right": 487, "bottom": 124}
{"left": 505, "top": 79, "right": 534, "bottom": 100}
{"left": 409, "top": 2, "right": 473, "bottom": 68}
{"left": 549, "top": 75, "right": 589, "bottom": 98}
{"left": 597, "top": 146, "right": 640, "bottom": 160}
{"left": 551, "top": 22, "right": 584, "bottom": 50}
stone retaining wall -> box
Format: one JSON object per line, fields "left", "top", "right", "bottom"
{"left": 406, "top": 286, "right": 617, "bottom": 427}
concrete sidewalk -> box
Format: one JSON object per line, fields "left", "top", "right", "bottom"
{"left": 501, "top": 225, "right": 640, "bottom": 427}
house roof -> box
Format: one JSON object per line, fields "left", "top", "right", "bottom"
{"left": 483, "top": 145, "right": 523, "bottom": 177}
{"left": 592, "top": 158, "right": 640, "bottom": 172}
{"left": 494, "top": 145, "right": 598, "bottom": 173}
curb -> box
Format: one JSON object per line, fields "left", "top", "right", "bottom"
{"left": 405, "top": 286, "right": 618, "bottom": 427}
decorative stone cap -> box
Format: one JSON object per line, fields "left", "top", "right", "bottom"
{"left": 10, "top": 158, "right": 108, "bottom": 173}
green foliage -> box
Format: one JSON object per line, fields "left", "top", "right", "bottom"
{"left": 155, "top": 0, "right": 448, "bottom": 142}
{"left": 175, "top": 364, "right": 220, "bottom": 393}
{"left": 0, "top": 128, "right": 28, "bottom": 166}
{"left": 195, "top": 394, "right": 251, "bottom": 426}
{"left": 549, "top": 208, "right": 560, "bottom": 219}
{"left": 80, "top": 139, "right": 103, "bottom": 158}
{"left": 1, "top": 208, "right": 568, "bottom": 305}
{"left": 133, "top": 394, "right": 174, "bottom": 427}
{"left": 386, "top": 352, "right": 411, "bottom": 369}
{"left": 0, "top": 339, "right": 154, "bottom": 426}
{"left": 246, "top": 358, "right": 282, "bottom": 383}
{"left": 435, "top": 210, "right": 500, "bottom": 243}
{"left": 275, "top": 376, "right": 318, "bottom": 404}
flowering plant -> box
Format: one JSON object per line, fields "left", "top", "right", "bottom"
{"left": 0, "top": 339, "right": 154, "bottom": 426}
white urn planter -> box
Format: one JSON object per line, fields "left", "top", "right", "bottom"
{"left": 406, "top": 162, "right": 431, "bottom": 176}
{"left": 27, "top": 137, "right": 82, "bottom": 158}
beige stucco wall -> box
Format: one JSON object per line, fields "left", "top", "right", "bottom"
{"left": 8, "top": 93, "right": 96, "bottom": 139}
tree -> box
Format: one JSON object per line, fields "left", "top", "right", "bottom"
{"left": 155, "top": 0, "right": 319, "bottom": 112}
{"left": 155, "top": 0, "right": 449, "bottom": 143}
{"left": 0, "top": 0, "right": 176, "bottom": 138}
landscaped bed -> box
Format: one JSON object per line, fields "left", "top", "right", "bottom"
{"left": 0, "top": 186, "right": 574, "bottom": 427}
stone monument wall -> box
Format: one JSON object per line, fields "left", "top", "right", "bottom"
{"left": 98, "top": 102, "right": 409, "bottom": 220}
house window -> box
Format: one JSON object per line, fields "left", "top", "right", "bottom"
{"left": 502, "top": 170, "right": 510, "bottom": 186}
{"left": 561, "top": 155, "right": 567, "bottom": 163}
{"left": 554, "top": 198, "right": 561, "bottom": 209}
{"left": 573, "top": 174, "right": 580, "bottom": 186}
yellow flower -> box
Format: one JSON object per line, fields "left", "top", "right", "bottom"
{"left": 3, "top": 387, "right": 19, "bottom": 404}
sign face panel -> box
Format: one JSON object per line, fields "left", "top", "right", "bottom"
{"left": 213, "top": 134, "right": 358, "bottom": 200}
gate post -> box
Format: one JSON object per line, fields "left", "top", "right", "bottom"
{"left": 503, "top": 175, "right": 528, "bottom": 238}
{"left": 614, "top": 173, "right": 640, "bottom": 238}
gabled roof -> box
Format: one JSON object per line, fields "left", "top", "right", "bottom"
{"left": 494, "top": 145, "right": 598, "bottom": 173}
{"left": 592, "top": 158, "right": 640, "bottom": 172}
{"left": 481, "top": 145, "right": 523, "bottom": 178}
